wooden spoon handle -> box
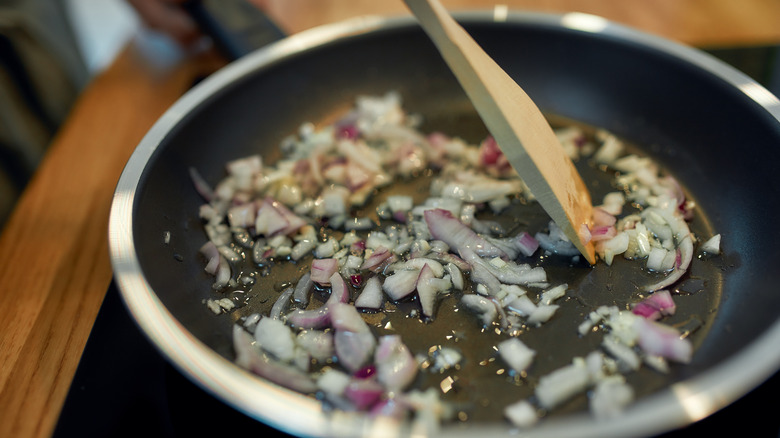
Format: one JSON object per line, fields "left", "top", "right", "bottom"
{"left": 404, "top": 0, "right": 596, "bottom": 264}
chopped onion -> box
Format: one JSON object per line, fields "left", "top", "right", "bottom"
{"left": 254, "top": 317, "right": 297, "bottom": 362}
{"left": 311, "top": 258, "right": 339, "bottom": 285}
{"left": 331, "top": 303, "right": 376, "bottom": 372}
{"left": 631, "top": 289, "right": 676, "bottom": 320}
{"left": 504, "top": 400, "right": 538, "bottom": 428}
{"left": 382, "top": 268, "right": 421, "bottom": 301}
{"left": 195, "top": 93, "right": 721, "bottom": 430}
{"left": 233, "top": 325, "right": 317, "bottom": 393}
{"left": 535, "top": 360, "right": 590, "bottom": 410}
{"left": 701, "top": 234, "right": 721, "bottom": 255}
{"left": 497, "top": 338, "right": 535, "bottom": 373}
{"left": 375, "top": 335, "right": 418, "bottom": 391}
{"left": 634, "top": 318, "right": 692, "bottom": 363}
{"left": 589, "top": 377, "right": 634, "bottom": 419}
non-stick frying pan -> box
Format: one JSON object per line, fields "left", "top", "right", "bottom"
{"left": 109, "top": 11, "right": 780, "bottom": 437}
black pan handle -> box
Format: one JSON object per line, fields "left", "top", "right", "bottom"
{"left": 181, "top": 0, "right": 286, "bottom": 61}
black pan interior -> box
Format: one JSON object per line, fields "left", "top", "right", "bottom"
{"left": 130, "top": 18, "right": 780, "bottom": 421}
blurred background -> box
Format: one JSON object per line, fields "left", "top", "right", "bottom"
{"left": 1, "top": 0, "right": 779, "bottom": 228}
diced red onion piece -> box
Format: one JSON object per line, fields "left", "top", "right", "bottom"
{"left": 360, "top": 246, "right": 393, "bottom": 272}
{"left": 233, "top": 325, "right": 317, "bottom": 393}
{"left": 327, "top": 272, "right": 350, "bottom": 305}
{"left": 271, "top": 199, "right": 308, "bottom": 236}
{"left": 344, "top": 378, "right": 384, "bottom": 410}
{"left": 286, "top": 307, "right": 331, "bottom": 330}
{"left": 382, "top": 269, "right": 420, "bottom": 301}
{"left": 255, "top": 199, "right": 290, "bottom": 236}
{"left": 227, "top": 203, "right": 256, "bottom": 228}
{"left": 355, "top": 276, "right": 383, "bottom": 309}
{"left": 645, "top": 235, "right": 693, "bottom": 292}
{"left": 269, "top": 287, "right": 294, "bottom": 320}
{"left": 254, "top": 317, "right": 296, "bottom": 362}
{"left": 200, "top": 241, "right": 220, "bottom": 275}
{"left": 370, "top": 398, "right": 408, "bottom": 420}
{"left": 354, "top": 364, "right": 377, "bottom": 379}
{"left": 293, "top": 272, "right": 313, "bottom": 306}
{"left": 296, "top": 329, "right": 334, "bottom": 361}
{"left": 311, "top": 258, "right": 339, "bottom": 285}
{"left": 375, "top": 335, "right": 418, "bottom": 391}
{"left": 590, "top": 226, "right": 617, "bottom": 242}
{"left": 514, "top": 232, "right": 539, "bottom": 257}
{"left": 330, "top": 302, "right": 375, "bottom": 364}
{"left": 592, "top": 207, "right": 617, "bottom": 227}
{"left": 424, "top": 209, "right": 506, "bottom": 259}
{"left": 631, "top": 289, "right": 676, "bottom": 320}
{"left": 635, "top": 318, "right": 692, "bottom": 363}
{"left": 416, "top": 264, "right": 437, "bottom": 317}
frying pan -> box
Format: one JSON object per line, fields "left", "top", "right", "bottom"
{"left": 109, "top": 11, "right": 780, "bottom": 437}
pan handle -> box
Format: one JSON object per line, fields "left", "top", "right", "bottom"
{"left": 180, "top": 0, "right": 286, "bottom": 61}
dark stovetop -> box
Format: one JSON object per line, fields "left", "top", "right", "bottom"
{"left": 53, "top": 45, "right": 780, "bottom": 438}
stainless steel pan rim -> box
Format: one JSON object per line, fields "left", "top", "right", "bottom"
{"left": 109, "top": 10, "right": 780, "bottom": 437}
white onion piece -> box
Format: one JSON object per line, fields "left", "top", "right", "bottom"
{"left": 590, "top": 377, "right": 634, "bottom": 419}
{"left": 399, "top": 257, "right": 445, "bottom": 277}
{"left": 540, "top": 284, "right": 568, "bottom": 306}
{"left": 498, "top": 338, "right": 536, "bottom": 373}
{"left": 504, "top": 400, "right": 538, "bottom": 428}
{"left": 701, "top": 234, "right": 721, "bottom": 255}
{"left": 227, "top": 203, "right": 256, "bottom": 228}
{"left": 370, "top": 398, "right": 409, "bottom": 420}
{"left": 506, "top": 295, "right": 536, "bottom": 317}
{"left": 644, "top": 236, "right": 693, "bottom": 292}
{"left": 602, "top": 335, "right": 641, "bottom": 372}
{"left": 355, "top": 276, "right": 384, "bottom": 309}
{"left": 424, "top": 208, "right": 505, "bottom": 258}
{"left": 296, "top": 329, "right": 334, "bottom": 361}
{"left": 382, "top": 269, "right": 421, "bottom": 301}
{"left": 200, "top": 241, "right": 220, "bottom": 275}
{"left": 269, "top": 287, "right": 294, "bottom": 320}
{"left": 293, "top": 272, "right": 313, "bottom": 306}
{"left": 331, "top": 303, "right": 376, "bottom": 372}
{"left": 416, "top": 264, "right": 437, "bottom": 317}
{"left": 254, "top": 317, "right": 297, "bottom": 362}
{"left": 535, "top": 360, "right": 590, "bottom": 410}
{"left": 527, "top": 305, "right": 560, "bottom": 326}
{"left": 328, "top": 272, "right": 350, "bottom": 305}
{"left": 317, "top": 368, "right": 351, "bottom": 396}
{"left": 233, "top": 325, "right": 317, "bottom": 393}
{"left": 375, "top": 335, "right": 418, "bottom": 391}
{"left": 460, "top": 294, "right": 498, "bottom": 327}
{"left": 255, "top": 199, "right": 290, "bottom": 236}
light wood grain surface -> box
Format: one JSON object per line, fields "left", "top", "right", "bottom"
{"left": 0, "top": 1, "right": 778, "bottom": 437}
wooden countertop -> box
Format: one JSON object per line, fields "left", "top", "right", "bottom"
{"left": 0, "top": 1, "right": 778, "bottom": 437}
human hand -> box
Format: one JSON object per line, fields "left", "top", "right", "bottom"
{"left": 126, "top": 0, "right": 201, "bottom": 45}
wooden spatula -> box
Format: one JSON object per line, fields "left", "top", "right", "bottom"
{"left": 404, "top": 0, "right": 596, "bottom": 264}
